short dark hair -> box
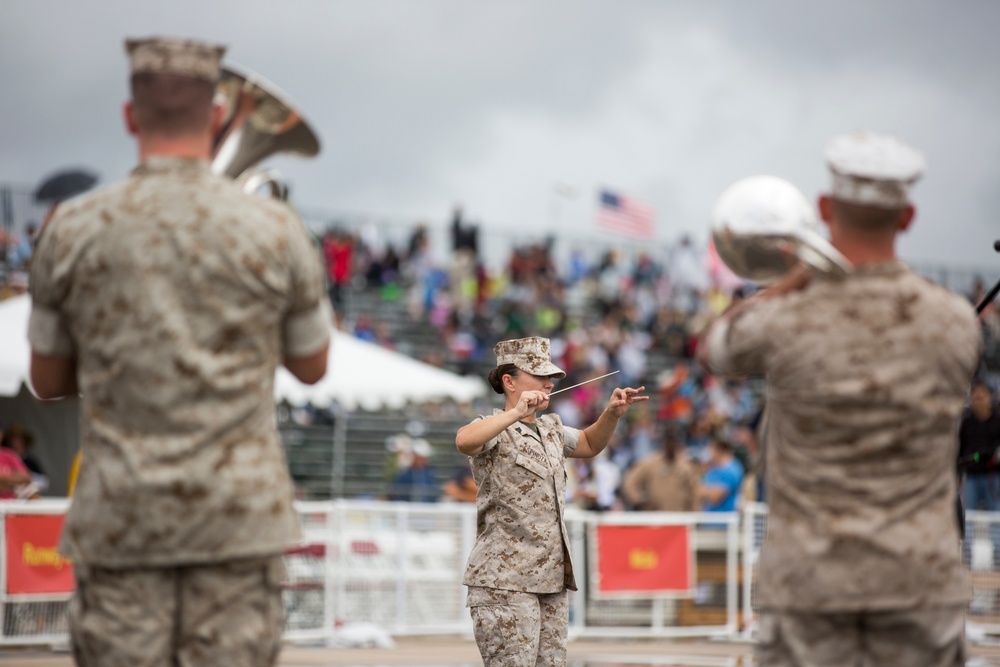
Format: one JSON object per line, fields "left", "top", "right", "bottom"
{"left": 710, "top": 430, "right": 735, "bottom": 454}
{"left": 831, "top": 198, "right": 907, "bottom": 232}
{"left": 971, "top": 379, "right": 994, "bottom": 398}
{"left": 130, "top": 72, "right": 215, "bottom": 137}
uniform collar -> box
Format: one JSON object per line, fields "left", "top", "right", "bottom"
{"left": 132, "top": 156, "right": 211, "bottom": 176}
{"left": 513, "top": 421, "right": 543, "bottom": 444}
{"left": 816, "top": 259, "right": 907, "bottom": 282}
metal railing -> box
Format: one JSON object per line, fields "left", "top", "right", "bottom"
{"left": 4, "top": 499, "right": 999, "bottom": 648}
{"left": 0, "top": 499, "right": 742, "bottom": 647}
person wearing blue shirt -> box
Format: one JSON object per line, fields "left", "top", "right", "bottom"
{"left": 390, "top": 439, "right": 439, "bottom": 502}
{"left": 698, "top": 435, "right": 744, "bottom": 512}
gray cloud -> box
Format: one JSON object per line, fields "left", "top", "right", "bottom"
{"left": 3, "top": 0, "right": 999, "bottom": 271}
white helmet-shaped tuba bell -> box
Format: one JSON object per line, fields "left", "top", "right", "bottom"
{"left": 710, "top": 175, "right": 851, "bottom": 284}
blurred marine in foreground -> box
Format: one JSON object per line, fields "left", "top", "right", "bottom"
{"left": 699, "top": 131, "right": 980, "bottom": 667}
{"left": 27, "top": 36, "right": 330, "bottom": 667}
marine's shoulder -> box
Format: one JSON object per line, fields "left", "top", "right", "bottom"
{"left": 539, "top": 412, "right": 564, "bottom": 428}
{"left": 899, "top": 267, "right": 977, "bottom": 318}
{"left": 40, "top": 181, "right": 131, "bottom": 239}
{"left": 226, "top": 192, "right": 309, "bottom": 241}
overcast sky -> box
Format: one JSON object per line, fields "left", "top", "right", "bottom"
{"left": 3, "top": 0, "right": 999, "bottom": 270}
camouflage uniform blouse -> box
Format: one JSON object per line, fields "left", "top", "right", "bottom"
{"left": 705, "top": 262, "right": 980, "bottom": 612}
{"left": 28, "top": 157, "right": 330, "bottom": 568}
{"left": 463, "top": 411, "right": 581, "bottom": 594}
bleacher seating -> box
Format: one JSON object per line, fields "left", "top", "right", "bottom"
{"left": 279, "top": 279, "right": 701, "bottom": 500}
{"left": 281, "top": 411, "right": 472, "bottom": 501}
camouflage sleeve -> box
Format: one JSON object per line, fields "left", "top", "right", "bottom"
{"left": 27, "top": 216, "right": 76, "bottom": 357}
{"left": 282, "top": 210, "right": 331, "bottom": 358}
{"left": 562, "top": 425, "right": 582, "bottom": 458}
{"left": 474, "top": 415, "right": 504, "bottom": 456}
{"left": 704, "top": 298, "right": 781, "bottom": 376}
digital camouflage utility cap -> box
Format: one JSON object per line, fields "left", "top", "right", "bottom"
{"left": 825, "top": 130, "right": 925, "bottom": 209}
{"left": 493, "top": 336, "right": 566, "bottom": 379}
{"left": 126, "top": 36, "right": 226, "bottom": 82}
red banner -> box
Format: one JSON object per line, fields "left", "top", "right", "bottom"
{"left": 5, "top": 514, "right": 75, "bottom": 594}
{"left": 593, "top": 524, "right": 693, "bottom": 597}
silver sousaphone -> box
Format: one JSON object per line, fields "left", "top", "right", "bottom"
{"left": 211, "top": 64, "right": 320, "bottom": 200}
{"left": 710, "top": 174, "right": 851, "bottom": 284}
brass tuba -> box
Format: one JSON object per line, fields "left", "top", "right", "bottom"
{"left": 710, "top": 175, "right": 851, "bottom": 284}
{"left": 211, "top": 64, "right": 320, "bottom": 200}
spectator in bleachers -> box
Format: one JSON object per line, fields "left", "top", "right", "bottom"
{"left": 570, "top": 449, "right": 622, "bottom": 512}
{"left": 352, "top": 314, "right": 396, "bottom": 350}
{"left": 9, "top": 223, "right": 36, "bottom": 270}
{"left": 625, "top": 411, "right": 658, "bottom": 462}
{"left": 697, "top": 433, "right": 744, "bottom": 513}
{"left": 595, "top": 249, "right": 628, "bottom": 316}
{"left": 657, "top": 362, "right": 697, "bottom": 426}
{"left": 1, "top": 423, "right": 48, "bottom": 493}
{"left": 683, "top": 409, "right": 716, "bottom": 459}
{"left": 389, "top": 439, "right": 439, "bottom": 503}
{"left": 404, "top": 225, "right": 436, "bottom": 321}
{"left": 323, "top": 228, "right": 354, "bottom": 328}
{"left": 621, "top": 425, "right": 699, "bottom": 512}
{"left": 567, "top": 247, "right": 590, "bottom": 285}
{"left": 353, "top": 314, "right": 377, "bottom": 343}
{"left": 0, "top": 419, "right": 39, "bottom": 500}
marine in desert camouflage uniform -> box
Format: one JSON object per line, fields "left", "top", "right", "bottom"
{"left": 28, "top": 36, "right": 330, "bottom": 667}
{"left": 699, "top": 132, "right": 980, "bottom": 667}
{"left": 456, "top": 336, "right": 647, "bottom": 666}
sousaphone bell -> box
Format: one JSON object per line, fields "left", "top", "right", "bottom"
{"left": 710, "top": 175, "right": 851, "bottom": 284}
{"left": 212, "top": 64, "right": 320, "bottom": 200}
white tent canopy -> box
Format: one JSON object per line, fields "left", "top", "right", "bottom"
{"left": 276, "top": 329, "right": 487, "bottom": 410}
{"left": 0, "top": 295, "right": 487, "bottom": 409}
{"left": 0, "top": 295, "right": 32, "bottom": 397}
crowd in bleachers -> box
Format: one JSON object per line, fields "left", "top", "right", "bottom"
{"left": 319, "top": 210, "right": 768, "bottom": 511}
{"left": 7, "top": 200, "right": 1000, "bottom": 509}
{"left": 320, "top": 208, "right": 1000, "bottom": 514}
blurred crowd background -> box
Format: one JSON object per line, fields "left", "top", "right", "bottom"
{"left": 4, "top": 198, "right": 1000, "bottom": 512}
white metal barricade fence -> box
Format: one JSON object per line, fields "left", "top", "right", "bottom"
{"left": 741, "top": 502, "right": 767, "bottom": 639}
{"left": 0, "top": 499, "right": 745, "bottom": 647}
{"left": 0, "top": 499, "right": 72, "bottom": 647}
{"left": 565, "top": 509, "right": 741, "bottom": 640}
{"left": 9, "top": 499, "right": 1000, "bottom": 647}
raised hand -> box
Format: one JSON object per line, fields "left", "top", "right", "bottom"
{"left": 607, "top": 386, "right": 649, "bottom": 418}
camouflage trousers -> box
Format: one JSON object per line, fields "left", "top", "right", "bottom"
{"left": 69, "top": 555, "right": 286, "bottom": 667}
{"left": 756, "top": 606, "right": 966, "bottom": 667}
{"left": 467, "top": 586, "right": 569, "bottom": 667}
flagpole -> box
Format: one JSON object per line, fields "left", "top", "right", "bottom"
{"left": 550, "top": 181, "right": 577, "bottom": 275}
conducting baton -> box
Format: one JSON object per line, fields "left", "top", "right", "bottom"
{"left": 547, "top": 370, "right": 620, "bottom": 397}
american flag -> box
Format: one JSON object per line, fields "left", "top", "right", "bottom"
{"left": 596, "top": 189, "right": 655, "bottom": 238}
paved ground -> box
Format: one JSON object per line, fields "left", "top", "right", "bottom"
{"left": 6, "top": 637, "right": 1000, "bottom": 666}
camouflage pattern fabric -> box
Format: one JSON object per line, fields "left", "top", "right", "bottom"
{"left": 125, "top": 36, "right": 225, "bottom": 82}
{"left": 756, "top": 607, "right": 965, "bottom": 667}
{"left": 463, "top": 411, "right": 581, "bottom": 593}
{"left": 493, "top": 336, "right": 566, "bottom": 379}
{"left": 29, "top": 156, "right": 330, "bottom": 567}
{"left": 467, "top": 586, "right": 569, "bottom": 667}
{"left": 69, "top": 556, "right": 285, "bottom": 667}
{"left": 705, "top": 261, "right": 980, "bottom": 612}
